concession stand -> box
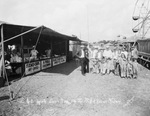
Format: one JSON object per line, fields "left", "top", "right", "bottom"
{"left": 0, "top": 23, "right": 80, "bottom": 78}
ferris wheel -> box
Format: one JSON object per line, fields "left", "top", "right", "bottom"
{"left": 132, "top": 0, "right": 150, "bottom": 38}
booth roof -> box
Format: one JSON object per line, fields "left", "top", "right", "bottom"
{"left": 0, "top": 23, "right": 81, "bottom": 42}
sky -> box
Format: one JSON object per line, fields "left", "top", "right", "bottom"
{"left": 0, "top": 0, "right": 137, "bottom": 42}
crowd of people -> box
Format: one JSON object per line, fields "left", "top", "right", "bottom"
{"left": 76, "top": 43, "right": 139, "bottom": 79}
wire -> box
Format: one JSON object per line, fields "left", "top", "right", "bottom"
{"left": 133, "top": 0, "right": 140, "bottom": 17}
{"left": 4, "top": 65, "right": 12, "bottom": 100}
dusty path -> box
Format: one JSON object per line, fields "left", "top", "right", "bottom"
{"left": 0, "top": 61, "right": 150, "bottom": 116}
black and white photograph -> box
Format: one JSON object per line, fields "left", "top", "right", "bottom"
{"left": 0, "top": 0, "right": 150, "bottom": 116}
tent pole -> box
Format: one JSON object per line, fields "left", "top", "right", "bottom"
{"left": 1, "top": 24, "right": 11, "bottom": 99}
{"left": 21, "top": 34, "right": 24, "bottom": 77}
{"left": 50, "top": 40, "right": 53, "bottom": 58}
{"left": 1, "top": 24, "right": 5, "bottom": 79}
{"left": 66, "top": 40, "right": 69, "bottom": 62}
{"left": 4, "top": 25, "right": 43, "bottom": 43}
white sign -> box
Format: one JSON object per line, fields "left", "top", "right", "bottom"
{"left": 52, "top": 57, "right": 60, "bottom": 66}
{"left": 52, "top": 56, "right": 66, "bottom": 66}
{"left": 25, "top": 61, "right": 41, "bottom": 75}
{"left": 41, "top": 59, "right": 51, "bottom": 70}
{"left": 59, "top": 56, "right": 66, "bottom": 64}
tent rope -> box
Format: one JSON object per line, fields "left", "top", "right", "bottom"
{"left": 13, "top": 26, "right": 43, "bottom": 100}
{"left": 3, "top": 25, "right": 43, "bottom": 43}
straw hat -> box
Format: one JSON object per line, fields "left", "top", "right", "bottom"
{"left": 80, "top": 45, "right": 85, "bottom": 48}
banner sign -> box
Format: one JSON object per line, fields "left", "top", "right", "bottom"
{"left": 25, "top": 61, "right": 41, "bottom": 75}
{"left": 59, "top": 56, "right": 66, "bottom": 64}
{"left": 41, "top": 59, "right": 51, "bottom": 70}
{"left": 52, "top": 56, "right": 66, "bottom": 66}
{"left": 52, "top": 57, "right": 60, "bottom": 66}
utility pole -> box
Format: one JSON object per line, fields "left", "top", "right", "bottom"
{"left": 87, "top": 5, "right": 90, "bottom": 47}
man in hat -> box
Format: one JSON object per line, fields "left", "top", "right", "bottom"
{"left": 76, "top": 45, "right": 86, "bottom": 75}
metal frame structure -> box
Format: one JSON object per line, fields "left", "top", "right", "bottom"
{"left": 132, "top": 0, "right": 150, "bottom": 38}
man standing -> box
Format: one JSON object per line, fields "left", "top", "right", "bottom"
{"left": 76, "top": 45, "right": 86, "bottom": 76}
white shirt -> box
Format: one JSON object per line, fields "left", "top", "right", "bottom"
{"left": 80, "top": 49, "right": 85, "bottom": 58}
{"left": 31, "top": 49, "right": 38, "bottom": 56}
{"left": 92, "top": 49, "right": 98, "bottom": 58}
{"left": 113, "top": 51, "right": 118, "bottom": 59}
{"left": 97, "top": 51, "right": 102, "bottom": 59}
{"left": 121, "top": 51, "right": 128, "bottom": 59}
{"left": 103, "top": 49, "right": 113, "bottom": 58}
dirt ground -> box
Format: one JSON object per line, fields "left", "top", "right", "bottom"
{"left": 0, "top": 60, "right": 150, "bottom": 116}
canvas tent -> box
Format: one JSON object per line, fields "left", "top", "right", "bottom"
{"left": 0, "top": 23, "right": 81, "bottom": 79}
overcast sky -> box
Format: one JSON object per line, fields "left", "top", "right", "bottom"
{"left": 0, "top": 0, "right": 137, "bottom": 42}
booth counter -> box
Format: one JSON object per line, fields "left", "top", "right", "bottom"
{"left": 24, "top": 55, "right": 66, "bottom": 76}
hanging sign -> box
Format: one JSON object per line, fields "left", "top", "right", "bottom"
{"left": 41, "top": 59, "right": 51, "bottom": 70}
{"left": 25, "top": 61, "right": 41, "bottom": 75}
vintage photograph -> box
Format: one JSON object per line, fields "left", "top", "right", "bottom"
{"left": 0, "top": 0, "right": 150, "bottom": 116}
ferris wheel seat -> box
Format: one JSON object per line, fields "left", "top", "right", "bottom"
{"left": 132, "top": 16, "right": 140, "bottom": 20}
{"left": 132, "top": 28, "right": 139, "bottom": 33}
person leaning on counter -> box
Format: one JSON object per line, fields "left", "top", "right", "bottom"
{"left": 30, "top": 46, "right": 38, "bottom": 60}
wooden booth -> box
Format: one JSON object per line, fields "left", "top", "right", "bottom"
{"left": 0, "top": 23, "right": 80, "bottom": 78}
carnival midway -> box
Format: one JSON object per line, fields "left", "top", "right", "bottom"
{"left": 1, "top": 0, "right": 150, "bottom": 116}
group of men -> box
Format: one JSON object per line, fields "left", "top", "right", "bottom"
{"left": 76, "top": 44, "right": 138, "bottom": 79}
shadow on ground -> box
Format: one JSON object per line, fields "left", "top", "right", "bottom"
{"left": 0, "top": 60, "right": 79, "bottom": 89}
{"left": 0, "top": 95, "right": 10, "bottom": 102}
{"left": 42, "top": 60, "right": 80, "bottom": 75}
